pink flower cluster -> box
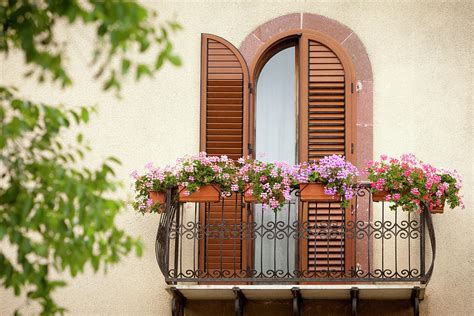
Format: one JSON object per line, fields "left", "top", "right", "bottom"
{"left": 176, "top": 152, "right": 237, "bottom": 197}
{"left": 131, "top": 163, "right": 177, "bottom": 214}
{"left": 296, "top": 155, "right": 359, "bottom": 208}
{"left": 367, "top": 153, "right": 464, "bottom": 212}
{"left": 235, "top": 157, "right": 296, "bottom": 211}
{"left": 131, "top": 152, "right": 464, "bottom": 215}
{"left": 132, "top": 153, "right": 361, "bottom": 213}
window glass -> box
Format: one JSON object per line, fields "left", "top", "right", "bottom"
{"left": 255, "top": 47, "right": 297, "bottom": 276}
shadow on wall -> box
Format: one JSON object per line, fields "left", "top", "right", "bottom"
{"left": 185, "top": 299, "right": 413, "bottom": 315}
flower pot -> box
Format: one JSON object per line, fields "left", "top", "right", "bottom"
{"left": 148, "top": 191, "right": 166, "bottom": 214}
{"left": 149, "top": 191, "right": 165, "bottom": 204}
{"left": 178, "top": 185, "right": 221, "bottom": 203}
{"left": 430, "top": 204, "right": 444, "bottom": 214}
{"left": 299, "top": 183, "right": 339, "bottom": 202}
{"left": 243, "top": 185, "right": 257, "bottom": 203}
{"left": 372, "top": 190, "right": 389, "bottom": 202}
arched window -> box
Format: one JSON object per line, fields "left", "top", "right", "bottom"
{"left": 250, "top": 31, "right": 356, "bottom": 164}
{"left": 199, "top": 17, "right": 371, "bottom": 277}
{"left": 200, "top": 31, "right": 356, "bottom": 166}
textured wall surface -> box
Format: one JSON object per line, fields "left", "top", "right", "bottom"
{"left": 1, "top": 1, "right": 473, "bottom": 315}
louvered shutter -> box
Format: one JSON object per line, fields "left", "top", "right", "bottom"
{"left": 299, "top": 34, "right": 355, "bottom": 277}
{"left": 199, "top": 34, "right": 249, "bottom": 276}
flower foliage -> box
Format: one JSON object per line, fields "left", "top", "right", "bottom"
{"left": 367, "top": 154, "right": 464, "bottom": 211}
{"left": 131, "top": 164, "right": 177, "bottom": 214}
{"left": 296, "top": 155, "right": 359, "bottom": 208}
{"left": 176, "top": 152, "right": 237, "bottom": 197}
{"left": 235, "top": 157, "right": 295, "bottom": 211}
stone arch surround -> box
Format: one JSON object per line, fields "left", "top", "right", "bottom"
{"left": 239, "top": 13, "right": 373, "bottom": 171}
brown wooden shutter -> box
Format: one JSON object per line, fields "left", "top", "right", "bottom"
{"left": 299, "top": 34, "right": 355, "bottom": 277}
{"left": 200, "top": 34, "right": 249, "bottom": 160}
{"left": 199, "top": 34, "right": 249, "bottom": 276}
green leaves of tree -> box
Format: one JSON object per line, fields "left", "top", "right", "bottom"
{"left": 0, "top": 88, "right": 143, "bottom": 314}
{"left": 0, "top": 1, "right": 182, "bottom": 93}
{"left": 0, "top": 1, "right": 181, "bottom": 314}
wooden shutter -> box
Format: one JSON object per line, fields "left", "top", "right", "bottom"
{"left": 199, "top": 34, "right": 249, "bottom": 276}
{"left": 299, "top": 34, "right": 355, "bottom": 277}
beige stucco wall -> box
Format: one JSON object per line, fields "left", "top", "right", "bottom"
{"left": 1, "top": 0, "right": 473, "bottom": 315}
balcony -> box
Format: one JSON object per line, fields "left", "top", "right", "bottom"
{"left": 155, "top": 183, "right": 436, "bottom": 315}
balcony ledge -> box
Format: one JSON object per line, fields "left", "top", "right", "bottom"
{"left": 167, "top": 283, "right": 425, "bottom": 301}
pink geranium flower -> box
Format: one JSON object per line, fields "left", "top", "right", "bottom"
{"left": 366, "top": 153, "right": 464, "bottom": 212}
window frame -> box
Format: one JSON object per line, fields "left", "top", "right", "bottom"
{"left": 248, "top": 29, "right": 357, "bottom": 165}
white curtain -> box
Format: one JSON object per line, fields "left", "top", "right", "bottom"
{"left": 255, "top": 47, "right": 297, "bottom": 277}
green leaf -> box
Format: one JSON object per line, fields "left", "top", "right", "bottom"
{"left": 91, "top": 256, "right": 100, "bottom": 271}
{"left": 107, "top": 156, "right": 121, "bottom": 165}
{"left": 80, "top": 107, "right": 89, "bottom": 123}
{"left": 35, "top": 244, "right": 49, "bottom": 257}
{"left": 168, "top": 54, "right": 182, "bottom": 66}
{"left": 136, "top": 64, "right": 152, "bottom": 80}
{"left": 121, "top": 59, "right": 131, "bottom": 74}
{"left": 135, "top": 243, "right": 143, "bottom": 257}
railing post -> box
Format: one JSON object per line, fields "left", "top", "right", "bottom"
{"left": 164, "top": 189, "right": 173, "bottom": 276}
{"left": 173, "top": 194, "right": 180, "bottom": 284}
{"left": 156, "top": 189, "right": 175, "bottom": 284}
{"left": 419, "top": 208, "right": 426, "bottom": 277}
{"left": 423, "top": 206, "right": 436, "bottom": 283}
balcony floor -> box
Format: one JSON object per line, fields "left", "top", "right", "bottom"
{"left": 167, "top": 283, "right": 425, "bottom": 301}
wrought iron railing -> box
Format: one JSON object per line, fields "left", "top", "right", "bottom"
{"left": 155, "top": 183, "right": 436, "bottom": 284}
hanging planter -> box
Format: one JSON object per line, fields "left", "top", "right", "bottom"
{"left": 367, "top": 154, "right": 465, "bottom": 212}
{"left": 430, "top": 202, "right": 445, "bottom": 214}
{"left": 149, "top": 191, "right": 165, "bottom": 204}
{"left": 148, "top": 190, "right": 166, "bottom": 214}
{"left": 178, "top": 184, "right": 221, "bottom": 203}
{"left": 299, "top": 183, "right": 340, "bottom": 202}
{"left": 295, "top": 156, "right": 358, "bottom": 208}
{"left": 131, "top": 164, "right": 177, "bottom": 215}
{"left": 243, "top": 185, "right": 257, "bottom": 203}
{"left": 372, "top": 190, "right": 389, "bottom": 202}
{"left": 175, "top": 153, "right": 237, "bottom": 203}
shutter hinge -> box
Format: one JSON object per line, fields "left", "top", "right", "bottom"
{"left": 351, "top": 82, "right": 354, "bottom": 94}
{"left": 351, "top": 143, "right": 354, "bottom": 154}
{"left": 248, "top": 82, "right": 254, "bottom": 94}
{"left": 247, "top": 143, "right": 253, "bottom": 155}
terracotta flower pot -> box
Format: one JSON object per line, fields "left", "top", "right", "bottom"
{"left": 430, "top": 204, "right": 444, "bottom": 214}
{"left": 372, "top": 190, "right": 389, "bottom": 202}
{"left": 178, "top": 184, "right": 221, "bottom": 203}
{"left": 148, "top": 191, "right": 166, "bottom": 214}
{"left": 149, "top": 191, "right": 165, "bottom": 204}
{"left": 243, "top": 185, "right": 257, "bottom": 203}
{"left": 299, "top": 183, "right": 339, "bottom": 202}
